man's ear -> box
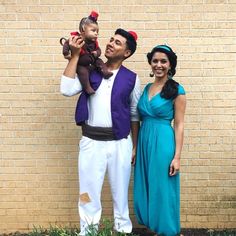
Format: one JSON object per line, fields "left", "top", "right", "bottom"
{"left": 124, "top": 49, "right": 131, "bottom": 59}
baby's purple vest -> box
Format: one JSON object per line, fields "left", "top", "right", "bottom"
{"left": 75, "top": 65, "right": 136, "bottom": 140}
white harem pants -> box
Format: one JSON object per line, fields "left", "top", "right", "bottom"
{"left": 78, "top": 135, "right": 133, "bottom": 235}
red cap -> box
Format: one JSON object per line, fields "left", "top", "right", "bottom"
{"left": 89, "top": 10, "right": 99, "bottom": 21}
{"left": 70, "top": 31, "right": 79, "bottom": 36}
{"left": 128, "top": 31, "right": 138, "bottom": 41}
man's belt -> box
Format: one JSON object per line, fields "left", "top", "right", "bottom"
{"left": 82, "top": 123, "right": 116, "bottom": 141}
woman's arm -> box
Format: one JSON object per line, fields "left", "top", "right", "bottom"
{"left": 169, "top": 94, "right": 186, "bottom": 176}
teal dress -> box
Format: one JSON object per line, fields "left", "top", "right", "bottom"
{"left": 134, "top": 83, "right": 185, "bottom": 236}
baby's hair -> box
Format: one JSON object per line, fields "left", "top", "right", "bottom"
{"left": 79, "top": 17, "right": 98, "bottom": 32}
{"left": 79, "top": 11, "right": 99, "bottom": 33}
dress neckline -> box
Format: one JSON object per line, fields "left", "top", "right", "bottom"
{"left": 147, "top": 83, "right": 161, "bottom": 101}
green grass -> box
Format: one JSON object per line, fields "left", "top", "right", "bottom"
{"left": 2, "top": 219, "right": 233, "bottom": 236}
{"left": 28, "top": 219, "right": 138, "bottom": 236}
{"left": 29, "top": 225, "right": 80, "bottom": 236}
{"left": 27, "top": 226, "right": 236, "bottom": 236}
{"left": 207, "top": 229, "right": 236, "bottom": 236}
{"left": 27, "top": 225, "right": 236, "bottom": 236}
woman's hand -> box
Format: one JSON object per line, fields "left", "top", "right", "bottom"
{"left": 169, "top": 157, "right": 180, "bottom": 176}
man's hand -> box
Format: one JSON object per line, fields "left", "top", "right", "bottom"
{"left": 62, "top": 36, "right": 84, "bottom": 78}
{"left": 69, "top": 36, "right": 85, "bottom": 57}
{"left": 131, "top": 147, "right": 136, "bottom": 166}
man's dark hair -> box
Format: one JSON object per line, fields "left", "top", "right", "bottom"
{"left": 115, "top": 28, "right": 137, "bottom": 57}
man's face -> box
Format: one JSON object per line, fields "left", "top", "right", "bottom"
{"left": 105, "top": 34, "right": 131, "bottom": 60}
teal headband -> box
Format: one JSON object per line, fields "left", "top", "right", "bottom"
{"left": 155, "top": 45, "right": 171, "bottom": 52}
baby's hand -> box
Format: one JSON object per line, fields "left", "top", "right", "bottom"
{"left": 91, "top": 51, "right": 98, "bottom": 58}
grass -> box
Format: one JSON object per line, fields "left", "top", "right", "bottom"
{"left": 207, "top": 229, "right": 236, "bottom": 236}
{"left": 26, "top": 226, "right": 236, "bottom": 236}
{"left": 28, "top": 219, "right": 138, "bottom": 236}
{"left": 0, "top": 219, "right": 235, "bottom": 236}
{"left": 26, "top": 224, "right": 236, "bottom": 236}
{"left": 28, "top": 225, "right": 80, "bottom": 236}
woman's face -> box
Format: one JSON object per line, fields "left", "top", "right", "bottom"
{"left": 150, "top": 52, "right": 171, "bottom": 79}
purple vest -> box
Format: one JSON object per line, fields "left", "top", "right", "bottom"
{"left": 75, "top": 65, "right": 136, "bottom": 140}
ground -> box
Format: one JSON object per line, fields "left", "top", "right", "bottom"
{"left": 0, "top": 228, "right": 235, "bottom": 236}
{"left": 132, "top": 228, "right": 236, "bottom": 236}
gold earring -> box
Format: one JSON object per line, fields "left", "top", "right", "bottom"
{"left": 168, "top": 69, "right": 173, "bottom": 79}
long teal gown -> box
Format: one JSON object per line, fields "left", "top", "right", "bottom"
{"left": 134, "top": 83, "right": 185, "bottom": 236}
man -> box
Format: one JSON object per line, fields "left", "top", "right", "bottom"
{"left": 60, "top": 28, "right": 140, "bottom": 235}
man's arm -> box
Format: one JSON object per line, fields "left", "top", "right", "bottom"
{"left": 60, "top": 75, "right": 82, "bottom": 96}
{"left": 60, "top": 36, "right": 85, "bottom": 96}
{"left": 130, "top": 75, "right": 141, "bottom": 165}
{"left": 63, "top": 36, "right": 84, "bottom": 78}
{"left": 131, "top": 121, "right": 140, "bottom": 165}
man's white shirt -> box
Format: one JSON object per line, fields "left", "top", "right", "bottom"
{"left": 60, "top": 69, "right": 141, "bottom": 127}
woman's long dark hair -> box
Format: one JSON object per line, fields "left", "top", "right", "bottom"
{"left": 147, "top": 45, "right": 179, "bottom": 100}
{"left": 160, "top": 79, "right": 179, "bottom": 100}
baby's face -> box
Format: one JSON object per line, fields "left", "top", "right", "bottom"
{"left": 83, "top": 23, "right": 99, "bottom": 42}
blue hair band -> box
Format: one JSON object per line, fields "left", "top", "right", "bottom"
{"left": 155, "top": 45, "right": 171, "bottom": 52}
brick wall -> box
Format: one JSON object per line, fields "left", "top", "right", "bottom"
{"left": 0, "top": 0, "right": 235, "bottom": 232}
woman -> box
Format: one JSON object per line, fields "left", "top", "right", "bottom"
{"left": 134, "top": 45, "right": 186, "bottom": 236}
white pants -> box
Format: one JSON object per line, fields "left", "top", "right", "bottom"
{"left": 78, "top": 135, "right": 133, "bottom": 235}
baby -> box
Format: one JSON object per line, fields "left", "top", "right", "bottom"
{"left": 60, "top": 11, "right": 112, "bottom": 94}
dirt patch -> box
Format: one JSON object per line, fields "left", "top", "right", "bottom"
{"left": 0, "top": 228, "right": 235, "bottom": 236}
{"left": 132, "top": 228, "right": 236, "bottom": 236}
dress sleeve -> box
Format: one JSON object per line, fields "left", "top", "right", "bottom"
{"left": 178, "top": 84, "right": 186, "bottom": 95}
